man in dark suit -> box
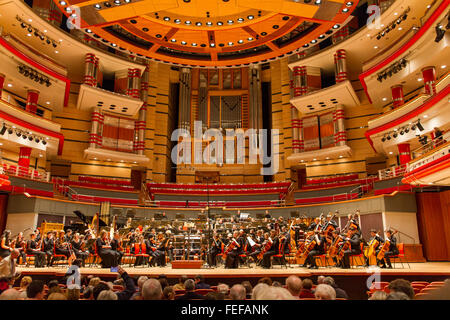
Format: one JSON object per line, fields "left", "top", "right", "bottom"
{"left": 225, "top": 231, "right": 241, "bottom": 269}
{"left": 175, "top": 279, "right": 206, "bottom": 300}
{"left": 42, "top": 232, "right": 54, "bottom": 267}
{"left": 302, "top": 232, "right": 325, "bottom": 269}
{"left": 342, "top": 227, "right": 361, "bottom": 269}
{"left": 194, "top": 275, "right": 210, "bottom": 289}
{"left": 379, "top": 230, "right": 399, "bottom": 268}
{"left": 261, "top": 230, "right": 279, "bottom": 269}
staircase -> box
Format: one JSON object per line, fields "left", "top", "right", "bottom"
{"left": 281, "top": 181, "right": 296, "bottom": 205}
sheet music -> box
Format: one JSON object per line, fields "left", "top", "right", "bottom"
{"left": 247, "top": 236, "right": 256, "bottom": 247}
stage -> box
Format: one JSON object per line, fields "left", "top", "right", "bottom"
{"left": 15, "top": 262, "right": 450, "bottom": 299}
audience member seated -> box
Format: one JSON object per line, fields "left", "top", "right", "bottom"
{"left": 323, "top": 277, "right": 348, "bottom": 299}
{"left": 173, "top": 275, "right": 188, "bottom": 291}
{"left": 229, "top": 284, "right": 246, "bottom": 300}
{"left": 299, "top": 278, "right": 315, "bottom": 299}
{"left": 386, "top": 292, "right": 410, "bottom": 300}
{"left": 368, "top": 291, "right": 388, "bottom": 300}
{"left": 387, "top": 279, "right": 414, "bottom": 300}
{"left": 252, "top": 283, "right": 270, "bottom": 300}
{"left": 194, "top": 274, "right": 210, "bottom": 289}
{"left": 286, "top": 275, "right": 302, "bottom": 299}
{"left": 216, "top": 283, "right": 230, "bottom": 296}
{"left": 314, "top": 284, "right": 336, "bottom": 300}
{"left": 142, "top": 278, "right": 162, "bottom": 300}
{"left": 97, "top": 290, "right": 118, "bottom": 300}
{"left": 241, "top": 281, "right": 253, "bottom": 299}
{"left": 254, "top": 286, "right": 295, "bottom": 300}
{"left": 175, "top": 279, "right": 206, "bottom": 300}
{"left": 26, "top": 280, "right": 45, "bottom": 300}
{"left": 131, "top": 275, "right": 148, "bottom": 300}
{"left": 47, "top": 292, "right": 68, "bottom": 300}
{"left": 163, "top": 286, "right": 175, "bottom": 300}
{"left": 0, "top": 288, "right": 20, "bottom": 300}
{"left": 93, "top": 266, "right": 135, "bottom": 300}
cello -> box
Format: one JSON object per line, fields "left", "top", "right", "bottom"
{"left": 376, "top": 230, "right": 398, "bottom": 260}
{"left": 257, "top": 238, "right": 273, "bottom": 261}
{"left": 222, "top": 238, "right": 239, "bottom": 260}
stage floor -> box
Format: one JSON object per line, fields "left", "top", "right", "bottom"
{"left": 16, "top": 262, "right": 450, "bottom": 279}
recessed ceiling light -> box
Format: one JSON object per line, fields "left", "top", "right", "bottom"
{"left": 333, "top": 24, "right": 340, "bottom": 29}
{"left": 111, "top": 43, "right": 117, "bottom": 47}
{"left": 417, "top": 78, "right": 423, "bottom": 81}
{"left": 206, "top": 22, "right": 213, "bottom": 26}
{"left": 237, "top": 18, "right": 244, "bottom": 23}
{"left": 227, "top": 20, "right": 233, "bottom": 24}
{"left": 313, "top": 158, "right": 317, "bottom": 161}
{"left": 394, "top": 12, "right": 398, "bottom": 16}
{"left": 248, "top": 37, "right": 253, "bottom": 41}
{"left": 60, "top": 1, "right": 67, "bottom": 5}
{"left": 171, "top": 39, "right": 176, "bottom": 42}
{"left": 441, "top": 65, "right": 447, "bottom": 69}
{"left": 382, "top": 97, "right": 387, "bottom": 101}
{"left": 27, "top": 33, "right": 32, "bottom": 37}
{"left": 94, "top": 158, "right": 97, "bottom": 160}
{"left": 398, "top": 27, "right": 403, "bottom": 30}
{"left": 424, "top": 115, "right": 428, "bottom": 118}
{"left": 163, "top": 17, "right": 170, "bottom": 21}
{"left": 185, "top": 21, "right": 191, "bottom": 25}
{"left": 326, "top": 157, "right": 329, "bottom": 159}
{"left": 46, "top": 101, "right": 50, "bottom": 104}
{"left": 301, "top": 160, "right": 304, "bottom": 162}
{"left": 311, "top": 39, "right": 317, "bottom": 43}
{"left": 217, "top": 21, "right": 223, "bottom": 26}
{"left": 55, "top": 50, "right": 59, "bottom": 53}
{"left": 174, "top": 19, "right": 181, "bottom": 24}
{"left": 191, "top": 43, "right": 197, "bottom": 46}
{"left": 94, "top": 4, "right": 101, "bottom": 9}
{"left": 343, "top": 8, "right": 349, "bottom": 13}
{"left": 210, "top": 43, "right": 215, "bottom": 47}
{"left": 389, "top": 151, "right": 393, "bottom": 154}
{"left": 247, "top": 15, "right": 254, "bottom": 20}
{"left": 238, "top": 40, "right": 244, "bottom": 44}
{"left": 339, "top": 155, "right": 343, "bottom": 158}
{"left": 43, "top": 30, "right": 47, "bottom": 33}
{"left": 374, "top": 46, "right": 378, "bottom": 49}
{"left": 196, "top": 22, "right": 202, "bottom": 26}
{"left": 181, "top": 41, "right": 187, "bottom": 45}
{"left": 7, "top": 84, "right": 12, "bottom": 87}
{"left": 228, "top": 42, "right": 233, "bottom": 46}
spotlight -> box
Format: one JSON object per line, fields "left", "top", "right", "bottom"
{"left": 45, "top": 79, "right": 51, "bottom": 87}
{"left": 20, "top": 22, "right": 26, "bottom": 28}
{"left": 35, "top": 137, "right": 40, "bottom": 143}
{"left": 402, "top": 14, "right": 407, "bottom": 20}
{"left": 405, "top": 127, "right": 410, "bottom": 133}
{"left": 435, "top": 24, "right": 445, "bottom": 42}
{"left": 381, "top": 136, "right": 386, "bottom": 142}
{"left": 22, "top": 134, "right": 27, "bottom": 140}
{"left": 52, "top": 42, "right": 57, "bottom": 48}
{"left": 28, "top": 136, "right": 33, "bottom": 141}
{"left": 0, "top": 124, "right": 6, "bottom": 135}
{"left": 376, "top": 34, "right": 381, "bottom": 40}
{"left": 27, "top": 27, "right": 32, "bottom": 33}
{"left": 46, "top": 39, "right": 51, "bottom": 45}
{"left": 400, "top": 129, "right": 404, "bottom": 135}
{"left": 393, "top": 132, "right": 398, "bottom": 138}
{"left": 387, "top": 135, "right": 391, "bottom": 140}
{"left": 411, "top": 124, "right": 417, "bottom": 130}
{"left": 42, "top": 140, "right": 47, "bottom": 145}
{"left": 416, "top": 120, "right": 425, "bottom": 131}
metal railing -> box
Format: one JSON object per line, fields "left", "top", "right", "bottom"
{"left": 378, "top": 164, "right": 407, "bottom": 180}
{"left": 411, "top": 131, "right": 450, "bottom": 160}
{"left": 0, "top": 162, "right": 50, "bottom": 182}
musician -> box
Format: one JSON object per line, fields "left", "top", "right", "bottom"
{"left": 325, "top": 214, "right": 339, "bottom": 229}
{"left": 208, "top": 233, "right": 222, "bottom": 267}
{"left": 133, "top": 235, "right": 150, "bottom": 266}
{"left": 71, "top": 233, "right": 89, "bottom": 267}
{"left": 64, "top": 229, "right": 73, "bottom": 243}
{"left": 341, "top": 227, "right": 361, "bottom": 269}
{"left": 14, "top": 232, "right": 27, "bottom": 265}
{"left": 302, "top": 231, "right": 325, "bottom": 269}
{"left": 348, "top": 211, "right": 361, "bottom": 235}
{"left": 378, "top": 230, "right": 399, "bottom": 269}
{"left": 364, "top": 229, "right": 384, "bottom": 267}
{"left": 96, "top": 230, "right": 120, "bottom": 268}
{"left": 55, "top": 232, "right": 72, "bottom": 259}
{"left": 26, "top": 233, "right": 45, "bottom": 268}
{"left": 155, "top": 232, "right": 170, "bottom": 267}
{"left": 308, "top": 217, "right": 322, "bottom": 231}
{"left": 280, "top": 226, "right": 290, "bottom": 254}
{"left": 261, "top": 230, "right": 279, "bottom": 269}
{"left": 110, "top": 232, "right": 123, "bottom": 265}
{"left": 224, "top": 231, "right": 242, "bottom": 269}
{"left": 34, "top": 228, "right": 41, "bottom": 242}
{"left": 0, "top": 230, "right": 12, "bottom": 259}
{"left": 42, "top": 232, "right": 55, "bottom": 267}
{"left": 145, "top": 235, "right": 158, "bottom": 267}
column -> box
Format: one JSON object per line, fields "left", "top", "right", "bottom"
{"left": 90, "top": 108, "right": 104, "bottom": 149}
{"left": 249, "top": 65, "right": 263, "bottom": 129}
{"left": 290, "top": 67, "right": 305, "bottom": 154}
{"left": 126, "top": 68, "right": 141, "bottom": 99}
{"left": 135, "top": 65, "right": 149, "bottom": 155}
{"left": 332, "top": 25, "right": 349, "bottom": 44}
{"left": 291, "top": 66, "right": 307, "bottom": 97}
{"left": 333, "top": 106, "right": 346, "bottom": 146}
{"left": 334, "top": 49, "right": 347, "bottom": 83}
{"left": 18, "top": 147, "right": 32, "bottom": 168}
{"left": 397, "top": 143, "right": 411, "bottom": 165}
{"left": 84, "top": 53, "right": 98, "bottom": 86}
{"left": 178, "top": 68, "right": 192, "bottom": 131}
{"left": 0, "top": 73, "right": 5, "bottom": 97}
{"left": 422, "top": 66, "right": 437, "bottom": 95}
{"left": 25, "top": 90, "right": 39, "bottom": 114}
{"left": 391, "top": 85, "right": 405, "bottom": 108}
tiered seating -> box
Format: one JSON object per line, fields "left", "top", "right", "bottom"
{"left": 2, "top": 163, "right": 48, "bottom": 181}
{"left": 367, "top": 281, "right": 447, "bottom": 299}
{"left": 57, "top": 178, "right": 135, "bottom": 192}
{"left": 70, "top": 194, "right": 138, "bottom": 205}
{"left": 306, "top": 174, "right": 359, "bottom": 185}
{"left": 156, "top": 200, "right": 280, "bottom": 208}
{"left": 373, "top": 184, "right": 413, "bottom": 195}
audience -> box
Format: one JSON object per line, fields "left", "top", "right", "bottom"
{"left": 216, "top": 283, "right": 230, "bottom": 296}
{"left": 173, "top": 275, "right": 188, "bottom": 290}
{"left": 229, "top": 284, "right": 246, "bottom": 300}
{"left": 175, "top": 279, "right": 206, "bottom": 300}
{"left": 252, "top": 283, "right": 270, "bottom": 300}
{"left": 195, "top": 274, "right": 211, "bottom": 289}
{"left": 386, "top": 292, "right": 410, "bottom": 300}
{"left": 258, "top": 277, "right": 273, "bottom": 286}
{"left": 97, "top": 290, "right": 118, "bottom": 300}
{"left": 0, "top": 288, "right": 20, "bottom": 300}
{"left": 241, "top": 281, "right": 253, "bottom": 299}
{"left": 299, "top": 278, "right": 315, "bottom": 299}
{"left": 323, "top": 277, "right": 348, "bottom": 299}
{"left": 131, "top": 275, "right": 149, "bottom": 300}
{"left": 142, "top": 279, "right": 162, "bottom": 300}
{"left": 314, "top": 284, "right": 336, "bottom": 300}
{"left": 255, "top": 286, "right": 295, "bottom": 300}
{"left": 47, "top": 292, "right": 67, "bottom": 300}
{"left": 163, "top": 286, "right": 175, "bottom": 300}
{"left": 26, "top": 280, "right": 45, "bottom": 300}
{"left": 369, "top": 291, "right": 388, "bottom": 300}
{"left": 286, "top": 275, "right": 302, "bottom": 299}
{"left": 387, "top": 279, "right": 414, "bottom": 299}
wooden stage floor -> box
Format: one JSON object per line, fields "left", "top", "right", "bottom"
{"left": 16, "top": 262, "right": 450, "bottom": 279}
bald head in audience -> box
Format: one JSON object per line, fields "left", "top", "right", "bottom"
{"left": 286, "top": 276, "right": 302, "bottom": 297}
{"left": 229, "top": 284, "right": 246, "bottom": 300}
{"left": 142, "top": 279, "right": 162, "bottom": 300}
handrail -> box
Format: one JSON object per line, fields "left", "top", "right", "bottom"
{"left": 379, "top": 164, "right": 407, "bottom": 180}
{"left": 411, "top": 131, "right": 450, "bottom": 160}
{"left": 1, "top": 161, "right": 51, "bottom": 182}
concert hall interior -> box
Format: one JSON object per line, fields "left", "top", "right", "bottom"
{"left": 0, "top": 0, "right": 449, "bottom": 301}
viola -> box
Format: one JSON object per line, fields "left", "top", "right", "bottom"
{"left": 295, "top": 240, "right": 306, "bottom": 258}
{"left": 337, "top": 239, "right": 351, "bottom": 261}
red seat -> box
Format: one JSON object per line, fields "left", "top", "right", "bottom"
{"left": 195, "top": 289, "right": 213, "bottom": 295}
{"left": 390, "top": 243, "right": 410, "bottom": 268}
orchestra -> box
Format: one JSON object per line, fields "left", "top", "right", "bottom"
{"left": 0, "top": 209, "right": 409, "bottom": 271}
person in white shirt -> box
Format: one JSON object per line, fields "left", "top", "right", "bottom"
{"left": 0, "top": 249, "right": 19, "bottom": 279}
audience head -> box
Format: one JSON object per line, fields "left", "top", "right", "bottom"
{"left": 301, "top": 278, "right": 313, "bottom": 290}
{"left": 137, "top": 276, "right": 149, "bottom": 290}
{"left": 241, "top": 281, "right": 253, "bottom": 298}
{"left": 162, "top": 286, "right": 174, "bottom": 300}
{"left": 179, "top": 275, "right": 188, "bottom": 285}
{"left": 47, "top": 293, "right": 67, "bottom": 300}
{"left": 258, "top": 277, "right": 272, "bottom": 286}
{"left": 252, "top": 283, "right": 270, "bottom": 300}
{"left": 97, "top": 290, "right": 118, "bottom": 300}
{"left": 195, "top": 274, "right": 205, "bottom": 283}
{"left": 229, "top": 284, "right": 246, "bottom": 300}
{"left": 142, "top": 279, "right": 162, "bottom": 300}
{"left": 10, "top": 249, "right": 19, "bottom": 260}
{"left": 159, "top": 278, "right": 169, "bottom": 290}
{"left": 93, "top": 282, "right": 111, "bottom": 300}
{"left": 369, "top": 291, "right": 388, "bottom": 300}
{"left": 26, "top": 280, "right": 45, "bottom": 300}
{"left": 314, "top": 284, "right": 336, "bottom": 300}
{"left": 0, "top": 289, "right": 20, "bottom": 300}
{"left": 286, "top": 275, "right": 302, "bottom": 297}
{"left": 256, "top": 287, "right": 295, "bottom": 300}
{"left": 66, "top": 289, "right": 80, "bottom": 300}
{"left": 20, "top": 276, "right": 33, "bottom": 289}
{"left": 323, "top": 276, "right": 336, "bottom": 288}
{"left": 317, "top": 276, "right": 325, "bottom": 285}
{"left": 386, "top": 292, "right": 410, "bottom": 300}
{"left": 217, "top": 283, "right": 230, "bottom": 295}
{"left": 184, "top": 279, "right": 195, "bottom": 292}
{"left": 388, "top": 279, "right": 414, "bottom": 299}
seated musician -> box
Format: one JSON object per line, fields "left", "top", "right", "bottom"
{"left": 14, "top": 232, "right": 27, "bottom": 265}
{"left": 133, "top": 235, "right": 150, "bottom": 266}
{"left": 348, "top": 211, "right": 362, "bottom": 235}
{"left": 145, "top": 235, "right": 158, "bottom": 267}
{"left": 302, "top": 231, "right": 325, "bottom": 269}
{"left": 326, "top": 214, "right": 339, "bottom": 228}
{"left": 64, "top": 229, "right": 73, "bottom": 243}
{"left": 247, "top": 232, "right": 262, "bottom": 263}
{"left": 308, "top": 217, "right": 322, "bottom": 231}
{"left": 342, "top": 227, "right": 361, "bottom": 269}
{"left": 225, "top": 231, "right": 242, "bottom": 269}
{"left": 155, "top": 232, "right": 170, "bottom": 267}
{"left": 71, "top": 233, "right": 89, "bottom": 267}
{"left": 208, "top": 233, "right": 222, "bottom": 267}
{"left": 26, "top": 233, "right": 46, "bottom": 268}
{"left": 328, "top": 230, "right": 343, "bottom": 266}
{"left": 110, "top": 232, "right": 123, "bottom": 265}
{"left": 280, "top": 226, "right": 290, "bottom": 254}
{"left": 95, "top": 230, "right": 120, "bottom": 268}
{"left": 55, "top": 231, "right": 72, "bottom": 259}
{"left": 42, "top": 231, "right": 55, "bottom": 267}
{"left": 261, "top": 230, "right": 279, "bottom": 269}
{"left": 378, "top": 230, "right": 399, "bottom": 269}
{"left": 0, "top": 230, "right": 12, "bottom": 259}
{"left": 364, "top": 229, "right": 384, "bottom": 267}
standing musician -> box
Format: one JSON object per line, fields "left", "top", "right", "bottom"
{"left": 110, "top": 232, "right": 123, "bottom": 265}
{"left": 0, "top": 230, "right": 12, "bottom": 259}
{"left": 364, "top": 229, "right": 384, "bottom": 267}
{"left": 341, "top": 227, "right": 361, "bottom": 269}
{"left": 26, "top": 233, "right": 45, "bottom": 268}
{"left": 208, "top": 233, "right": 223, "bottom": 267}
{"left": 95, "top": 230, "right": 120, "bottom": 268}
{"left": 260, "top": 230, "right": 279, "bottom": 269}
{"left": 224, "top": 231, "right": 242, "bottom": 269}
{"left": 302, "top": 231, "right": 325, "bottom": 269}
{"left": 378, "top": 230, "right": 399, "bottom": 269}
{"left": 43, "top": 231, "right": 55, "bottom": 267}
{"left": 71, "top": 233, "right": 89, "bottom": 267}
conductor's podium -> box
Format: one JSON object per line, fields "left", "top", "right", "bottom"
{"left": 171, "top": 260, "right": 204, "bottom": 269}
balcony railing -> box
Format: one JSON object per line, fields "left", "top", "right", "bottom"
{"left": 0, "top": 162, "right": 50, "bottom": 182}
{"left": 378, "top": 164, "right": 407, "bottom": 180}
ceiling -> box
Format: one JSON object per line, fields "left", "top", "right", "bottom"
{"left": 53, "top": 0, "right": 359, "bottom": 67}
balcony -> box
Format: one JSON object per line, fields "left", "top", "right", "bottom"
{"left": 289, "top": 80, "right": 360, "bottom": 114}
{"left": 84, "top": 147, "right": 149, "bottom": 165}
{"left": 76, "top": 84, "right": 144, "bottom": 116}
{"left": 287, "top": 144, "right": 352, "bottom": 164}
